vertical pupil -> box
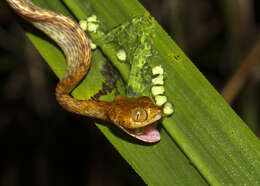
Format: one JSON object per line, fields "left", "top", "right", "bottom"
{"left": 132, "top": 109, "right": 147, "bottom": 122}
{"left": 136, "top": 111, "right": 140, "bottom": 120}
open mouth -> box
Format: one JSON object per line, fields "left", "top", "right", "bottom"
{"left": 119, "top": 124, "right": 160, "bottom": 143}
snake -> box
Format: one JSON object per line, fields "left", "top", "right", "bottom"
{"left": 6, "top": 0, "right": 163, "bottom": 143}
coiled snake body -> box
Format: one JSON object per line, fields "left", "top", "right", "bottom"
{"left": 6, "top": 0, "right": 162, "bottom": 142}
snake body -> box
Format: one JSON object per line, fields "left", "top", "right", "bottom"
{"left": 6, "top": 0, "right": 162, "bottom": 142}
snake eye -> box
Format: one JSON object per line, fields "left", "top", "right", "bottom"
{"left": 132, "top": 108, "right": 148, "bottom": 122}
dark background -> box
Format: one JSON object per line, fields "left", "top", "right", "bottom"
{"left": 1, "top": 0, "right": 260, "bottom": 185}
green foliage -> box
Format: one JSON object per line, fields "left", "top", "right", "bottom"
{"left": 16, "top": 0, "right": 260, "bottom": 185}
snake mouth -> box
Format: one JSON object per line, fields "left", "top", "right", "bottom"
{"left": 119, "top": 124, "right": 160, "bottom": 143}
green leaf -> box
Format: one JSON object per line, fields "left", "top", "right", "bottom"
{"left": 11, "top": 0, "right": 260, "bottom": 185}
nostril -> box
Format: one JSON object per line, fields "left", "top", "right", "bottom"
{"left": 158, "top": 107, "right": 163, "bottom": 115}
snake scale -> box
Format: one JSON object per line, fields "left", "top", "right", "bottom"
{"left": 6, "top": 0, "right": 162, "bottom": 142}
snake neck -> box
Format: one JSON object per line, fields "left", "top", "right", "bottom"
{"left": 56, "top": 93, "right": 112, "bottom": 120}
{"left": 55, "top": 73, "right": 112, "bottom": 121}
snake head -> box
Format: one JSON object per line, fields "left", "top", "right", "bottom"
{"left": 108, "top": 96, "right": 163, "bottom": 143}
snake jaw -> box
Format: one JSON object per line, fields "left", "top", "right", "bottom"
{"left": 113, "top": 112, "right": 161, "bottom": 143}
{"left": 118, "top": 123, "right": 161, "bottom": 143}
{"left": 117, "top": 112, "right": 162, "bottom": 143}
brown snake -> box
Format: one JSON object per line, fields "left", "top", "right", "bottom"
{"left": 6, "top": 0, "right": 163, "bottom": 142}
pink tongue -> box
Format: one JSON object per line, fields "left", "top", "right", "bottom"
{"left": 126, "top": 125, "right": 160, "bottom": 143}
